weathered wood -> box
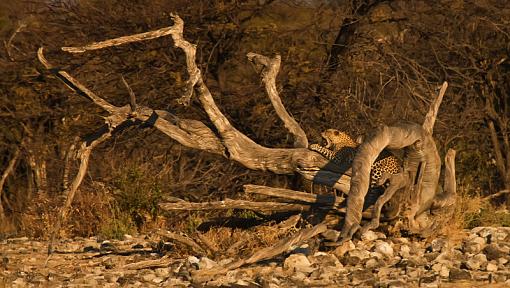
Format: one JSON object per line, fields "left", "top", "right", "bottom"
{"left": 341, "top": 81, "right": 449, "bottom": 240}
{"left": 422, "top": 82, "right": 448, "bottom": 134}
{"left": 0, "top": 147, "right": 20, "bottom": 221}
{"left": 483, "top": 189, "right": 510, "bottom": 201}
{"left": 340, "top": 122, "right": 441, "bottom": 241}
{"left": 244, "top": 184, "right": 342, "bottom": 205}
{"left": 47, "top": 131, "right": 112, "bottom": 256}
{"left": 61, "top": 23, "right": 180, "bottom": 53}
{"left": 156, "top": 230, "right": 206, "bottom": 255}
{"left": 159, "top": 199, "right": 310, "bottom": 213}
{"left": 247, "top": 53, "right": 308, "bottom": 148}
{"left": 193, "top": 223, "right": 327, "bottom": 282}
{"left": 40, "top": 15, "right": 336, "bottom": 177}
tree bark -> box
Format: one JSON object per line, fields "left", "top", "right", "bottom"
{"left": 0, "top": 147, "right": 20, "bottom": 222}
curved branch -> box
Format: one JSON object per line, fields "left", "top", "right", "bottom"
{"left": 423, "top": 81, "right": 448, "bottom": 134}
{"left": 247, "top": 53, "right": 308, "bottom": 148}
{"left": 37, "top": 48, "right": 118, "bottom": 114}
{"left": 40, "top": 15, "right": 337, "bottom": 177}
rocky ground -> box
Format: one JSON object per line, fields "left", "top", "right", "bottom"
{"left": 1, "top": 227, "right": 510, "bottom": 287}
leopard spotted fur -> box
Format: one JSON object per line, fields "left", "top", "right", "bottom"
{"left": 309, "top": 129, "right": 401, "bottom": 187}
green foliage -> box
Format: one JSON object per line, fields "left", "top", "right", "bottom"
{"left": 111, "top": 167, "right": 163, "bottom": 231}
{"left": 99, "top": 213, "right": 136, "bottom": 240}
{"left": 185, "top": 212, "right": 204, "bottom": 234}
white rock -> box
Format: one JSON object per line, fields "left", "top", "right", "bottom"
{"left": 432, "top": 263, "right": 442, "bottom": 272}
{"left": 365, "top": 258, "right": 380, "bottom": 269}
{"left": 439, "top": 265, "right": 450, "bottom": 278}
{"left": 155, "top": 268, "right": 170, "bottom": 278}
{"left": 198, "top": 257, "right": 217, "bottom": 270}
{"left": 152, "top": 277, "right": 164, "bottom": 284}
{"left": 466, "top": 253, "right": 487, "bottom": 270}
{"left": 478, "top": 227, "right": 496, "bottom": 238}
{"left": 310, "top": 253, "right": 342, "bottom": 268}
{"left": 348, "top": 249, "right": 371, "bottom": 261}
{"left": 334, "top": 240, "right": 355, "bottom": 257}
{"left": 375, "top": 241, "right": 394, "bottom": 258}
{"left": 464, "top": 236, "right": 486, "bottom": 254}
{"left": 430, "top": 238, "right": 448, "bottom": 252}
{"left": 486, "top": 262, "right": 498, "bottom": 272}
{"left": 399, "top": 245, "right": 411, "bottom": 258}
{"left": 187, "top": 256, "right": 199, "bottom": 265}
{"left": 498, "top": 257, "right": 508, "bottom": 266}
{"left": 493, "top": 229, "right": 508, "bottom": 242}
{"left": 291, "top": 271, "right": 308, "bottom": 281}
{"left": 361, "top": 230, "right": 379, "bottom": 242}
{"left": 284, "top": 254, "right": 314, "bottom": 273}
{"left": 142, "top": 273, "right": 156, "bottom": 282}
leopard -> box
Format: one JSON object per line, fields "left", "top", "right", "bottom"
{"left": 309, "top": 129, "right": 401, "bottom": 187}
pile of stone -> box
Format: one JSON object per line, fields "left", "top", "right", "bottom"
{"left": 1, "top": 227, "right": 509, "bottom": 287}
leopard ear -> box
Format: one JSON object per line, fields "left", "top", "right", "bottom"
{"left": 334, "top": 130, "right": 339, "bottom": 135}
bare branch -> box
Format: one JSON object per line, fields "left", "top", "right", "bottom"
{"left": 422, "top": 81, "right": 448, "bottom": 134}
{"left": 121, "top": 76, "right": 137, "bottom": 113}
{"left": 0, "top": 147, "right": 21, "bottom": 220}
{"left": 489, "top": 120, "right": 507, "bottom": 181}
{"left": 61, "top": 24, "right": 180, "bottom": 53}
{"left": 247, "top": 53, "right": 308, "bottom": 148}
{"left": 193, "top": 223, "right": 327, "bottom": 282}
{"left": 5, "top": 21, "right": 27, "bottom": 61}
{"left": 341, "top": 122, "right": 441, "bottom": 241}
{"left": 483, "top": 189, "right": 510, "bottom": 201}
{"left": 37, "top": 48, "right": 118, "bottom": 114}
{"left": 47, "top": 130, "right": 112, "bottom": 256}
{"left": 244, "top": 184, "right": 342, "bottom": 205}
{"left": 156, "top": 230, "right": 206, "bottom": 255}
{"left": 159, "top": 199, "right": 310, "bottom": 213}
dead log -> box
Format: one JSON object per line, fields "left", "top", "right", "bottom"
{"left": 159, "top": 199, "right": 310, "bottom": 213}
{"left": 192, "top": 222, "right": 327, "bottom": 282}
{"left": 156, "top": 230, "right": 206, "bottom": 255}
{"left": 244, "top": 184, "right": 343, "bottom": 205}
{"left": 39, "top": 15, "right": 345, "bottom": 186}
{"left": 340, "top": 82, "right": 450, "bottom": 241}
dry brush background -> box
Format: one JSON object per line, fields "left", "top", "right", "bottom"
{"left": 0, "top": 0, "right": 509, "bottom": 242}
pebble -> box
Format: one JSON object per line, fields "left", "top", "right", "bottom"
{"left": 466, "top": 253, "right": 487, "bottom": 270}
{"left": 283, "top": 254, "right": 314, "bottom": 273}
{"left": 361, "top": 230, "right": 379, "bottom": 242}
{"left": 374, "top": 241, "right": 394, "bottom": 258}
{"left": 486, "top": 262, "right": 498, "bottom": 272}
{"left": 1, "top": 226, "right": 510, "bottom": 287}
{"left": 198, "top": 257, "right": 217, "bottom": 270}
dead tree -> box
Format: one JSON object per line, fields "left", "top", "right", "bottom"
{"left": 37, "top": 14, "right": 456, "bottom": 252}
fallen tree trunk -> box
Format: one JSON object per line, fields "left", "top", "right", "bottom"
{"left": 38, "top": 14, "right": 456, "bottom": 249}
{"left": 160, "top": 198, "right": 311, "bottom": 213}
{"left": 340, "top": 82, "right": 453, "bottom": 241}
